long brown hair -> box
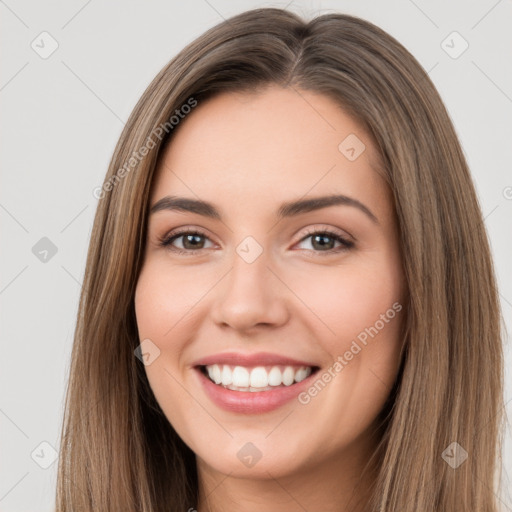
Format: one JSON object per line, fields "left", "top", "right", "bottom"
{"left": 55, "top": 7, "right": 506, "bottom": 511}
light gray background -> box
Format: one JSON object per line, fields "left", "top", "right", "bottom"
{"left": 1, "top": 0, "right": 511, "bottom": 510}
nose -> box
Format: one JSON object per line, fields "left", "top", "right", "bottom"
{"left": 210, "top": 249, "right": 290, "bottom": 333}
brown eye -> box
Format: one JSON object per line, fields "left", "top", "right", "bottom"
{"left": 159, "top": 229, "right": 214, "bottom": 255}
{"left": 158, "top": 227, "right": 354, "bottom": 257}
{"left": 295, "top": 228, "right": 354, "bottom": 255}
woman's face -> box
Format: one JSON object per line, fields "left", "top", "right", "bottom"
{"left": 135, "top": 85, "right": 406, "bottom": 482}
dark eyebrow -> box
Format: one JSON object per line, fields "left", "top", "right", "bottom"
{"left": 149, "top": 194, "right": 379, "bottom": 224}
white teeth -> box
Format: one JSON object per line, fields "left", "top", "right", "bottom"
{"left": 208, "top": 364, "right": 222, "bottom": 384}
{"left": 267, "top": 366, "right": 282, "bottom": 386}
{"left": 294, "top": 367, "right": 309, "bottom": 382}
{"left": 282, "top": 366, "right": 295, "bottom": 386}
{"left": 221, "top": 365, "right": 232, "bottom": 386}
{"left": 204, "top": 364, "right": 313, "bottom": 391}
{"left": 231, "top": 366, "right": 250, "bottom": 387}
{"left": 249, "top": 367, "right": 268, "bottom": 388}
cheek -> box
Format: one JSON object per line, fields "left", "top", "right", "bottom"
{"left": 134, "top": 262, "right": 212, "bottom": 341}
{"left": 293, "top": 265, "right": 404, "bottom": 438}
{"left": 133, "top": 261, "right": 219, "bottom": 415}
{"left": 133, "top": 264, "right": 202, "bottom": 432}
{"left": 290, "top": 255, "right": 406, "bottom": 414}
{"left": 294, "top": 261, "right": 404, "bottom": 350}
{"left": 135, "top": 250, "right": 405, "bottom": 358}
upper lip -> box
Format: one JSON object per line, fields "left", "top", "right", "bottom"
{"left": 192, "top": 351, "right": 319, "bottom": 368}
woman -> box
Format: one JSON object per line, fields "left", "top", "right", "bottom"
{"left": 55, "top": 7, "right": 505, "bottom": 511}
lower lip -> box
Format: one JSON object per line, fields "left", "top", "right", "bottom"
{"left": 194, "top": 367, "right": 318, "bottom": 414}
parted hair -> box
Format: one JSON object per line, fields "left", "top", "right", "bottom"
{"left": 56, "top": 7, "right": 505, "bottom": 511}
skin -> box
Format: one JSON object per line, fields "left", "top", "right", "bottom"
{"left": 134, "top": 85, "right": 407, "bottom": 512}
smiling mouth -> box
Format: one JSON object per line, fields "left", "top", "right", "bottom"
{"left": 197, "top": 364, "right": 321, "bottom": 392}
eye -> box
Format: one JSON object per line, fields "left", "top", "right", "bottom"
{"left": 294, "top": 227, "right": 354, "bottom": 256}
{"left": 158, "top": 226, "right": 354, "bottom": 256}
{"left": 158, "top": 228, "right": 214, "bottom": 256}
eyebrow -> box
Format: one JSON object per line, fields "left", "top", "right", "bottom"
{"left": 149, "top": 194, "right": 379, "bottom": 224}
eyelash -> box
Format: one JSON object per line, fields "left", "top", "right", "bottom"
{"left": 157, "top": 227, "right": 354, "bottom": 257}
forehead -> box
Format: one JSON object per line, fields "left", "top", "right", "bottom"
{"left": 151, "top": 86, "right": 389, "bottom": 215}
